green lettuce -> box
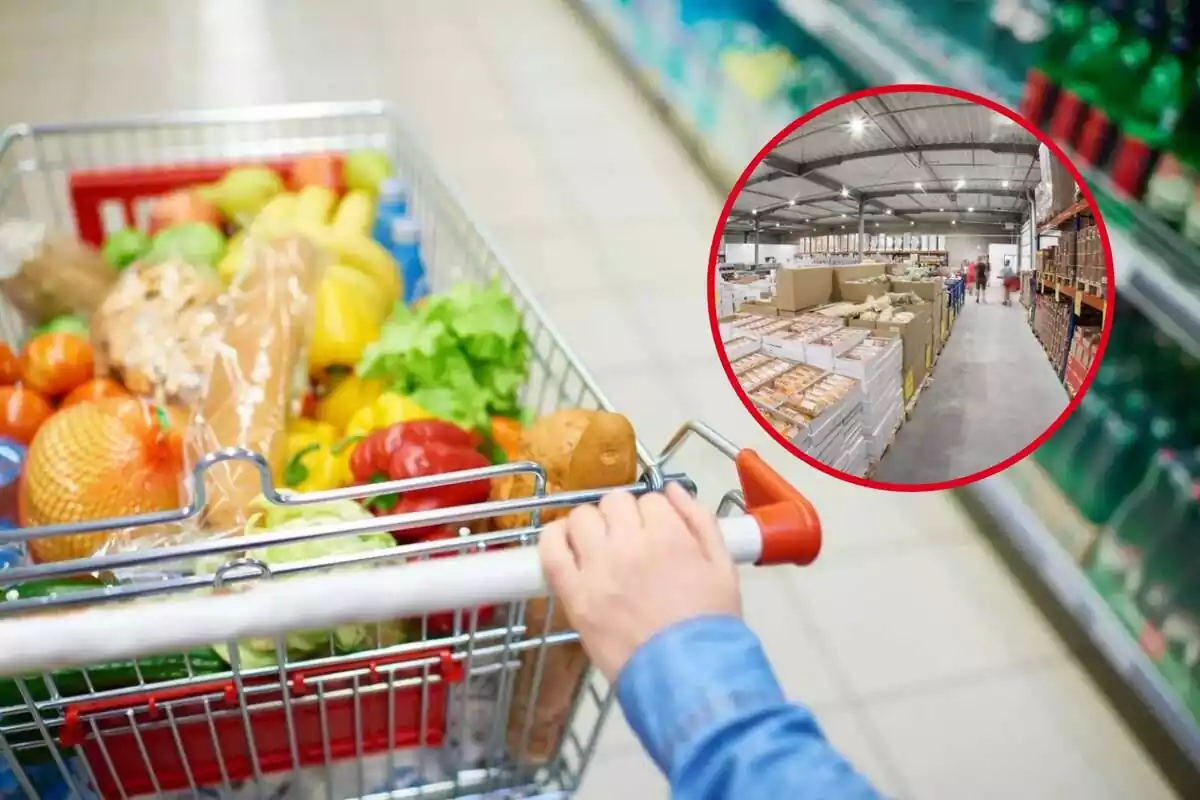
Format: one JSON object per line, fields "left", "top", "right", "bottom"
{"left": 356, "top": 279, "right": 530, "bottom": 433}
{"left": 199, "top": 497, "right": 404, "bottom": 667}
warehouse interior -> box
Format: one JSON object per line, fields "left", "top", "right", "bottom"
{"left": 719, "top": 93, "right": 1073, "bottom": 484}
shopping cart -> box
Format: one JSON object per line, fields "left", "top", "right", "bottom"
{"left": 0, "top": 102, "right": 821, "bottom": 799}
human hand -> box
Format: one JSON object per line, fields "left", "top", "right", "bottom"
{"left": 538, "top": 483, "right": 741, "bottom": 683}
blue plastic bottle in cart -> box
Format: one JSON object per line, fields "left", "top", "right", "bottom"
{"left": 373, "top": 178, "right": 428, "bottom": 305}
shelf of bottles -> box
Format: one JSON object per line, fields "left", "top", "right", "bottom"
{"left": 574, "top": 0, "right": 1200, "bottom": 765}
{"left": 568, "top": 0, "right": 868, "bottom": 185}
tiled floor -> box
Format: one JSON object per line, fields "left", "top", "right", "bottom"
{"left": 0, "top": 1, "right": 1178, "bottom": 797}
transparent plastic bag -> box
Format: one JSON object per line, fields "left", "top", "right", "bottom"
{"left": 185, "top": 233, "right": 324, "bottom": 536}
{"left": 0, "top": 219, "right": 119, "bottom": 325}
{"left": 90, "top": 258, "right": 225, "bottom": 405}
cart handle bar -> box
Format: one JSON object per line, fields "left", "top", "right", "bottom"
{"left": 0, "top": 500, "right": 816, "bottom": 676}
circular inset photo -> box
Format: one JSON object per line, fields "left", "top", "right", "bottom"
{"left": 710, "top": 85, "right": 1114, "bottom": 491}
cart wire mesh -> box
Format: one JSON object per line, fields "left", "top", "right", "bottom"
{"left": 0, "top": 101, "right": 752, "bottom": 799}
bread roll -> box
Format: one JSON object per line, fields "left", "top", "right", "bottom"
{"left": 187, "top": 234, "right": 321, "bottom": 534}
{"left": 0, "top": 220, "right": 119, "bottom": 324}
{"left": 497, "top": 409, "right": 638, "bottom": 762}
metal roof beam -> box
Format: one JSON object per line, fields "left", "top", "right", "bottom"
{"left": 746, "top": 141, "right": 1039, "bottom": 186}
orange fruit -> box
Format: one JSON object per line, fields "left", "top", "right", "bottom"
{"left": 20, "top": 332, "right": 95, "bottom": 398}
{"left": 20, "top": 397, "right": 183, "bottom": 563}
{"left": 0, "top": 385, "right": 53, "bottom": 445}
{"left": 60, "top": 377, "right": 129, "bottom": 409}
{"left": 0, "top": 342, "right": 20, "bottom": 385}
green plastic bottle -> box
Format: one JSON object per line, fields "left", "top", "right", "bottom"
{"left": 1049, "top": 0, "right": 1138, "bottom": 145}
{"left": 1133, "top": 453, "right": 1200, "bottom": 639}
{"left": 1022, "top": 0, "right": 1095, "bottom": 126}
{"left": 1076, "top": 0, "right": 1169, "bottom": 168}
{"left": 1088, "top": 449, "right": 1190, "bottom": 600}
{"left": 1113, "top": 2, "right": 1200, "bottom": 197}
{"left": 1074, "top": 392, "right": 1179, "bottom": 524}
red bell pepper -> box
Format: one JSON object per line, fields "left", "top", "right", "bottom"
{"left": 349, "top": 420, "right": 492, "bottom": 539}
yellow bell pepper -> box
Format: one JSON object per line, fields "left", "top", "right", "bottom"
{"left": 316, "top": 374, "right": 386, "bottom": 432}
{"left": 308, "top": 264, "right": 387, "bottom": 373}
{"left": 279, "top": 420, "right": 352, "bottom": 492}
{"left": 345, "top": 392, "right": 435, "bottom": 438}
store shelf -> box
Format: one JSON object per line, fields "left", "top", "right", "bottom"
{"left": 1038, "top": 199, "right": 1093, "bottom": 234}
{"left": 970, "top": 469, "right": 1200, "bottom": 772}
{"left": 1037, "top": 278, "right": 1106, "bottom": 313}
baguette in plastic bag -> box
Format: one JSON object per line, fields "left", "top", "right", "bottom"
{"left": 186, "top": 234, "right": 323, "bottom": 535}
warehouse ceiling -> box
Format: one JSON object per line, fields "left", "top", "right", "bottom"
{"left": 725, "top": 92, "right": 1043, "bottom": 234}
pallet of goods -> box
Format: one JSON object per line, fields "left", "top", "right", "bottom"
{"left": 1064, "top": 326, "right": 1101, "bottom": 398}
{"left": 835, "top": 335, "right": 903, "bottom": 465}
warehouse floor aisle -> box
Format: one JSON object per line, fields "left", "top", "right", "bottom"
{"left": 875, "top": 281, "right": 1069, "bottom": 485}
{"left": 0, "top": 1, "right": 1174, "bottom": 798}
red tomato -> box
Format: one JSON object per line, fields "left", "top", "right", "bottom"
{"left": 0, "top": 385, "right": 53, "bottom": 445}
{"left": 20, "top": 333, "right": 94, "bottom": 398}
{"left": 0, "top": 342, "right": 20, "bottom": 385}
{"left": 290, "top": 155, "right": 341, "bottom": 192}
{"left": 59, "top": 378, "right": 129, "bottom": 409}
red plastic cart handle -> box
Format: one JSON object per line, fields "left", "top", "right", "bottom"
{"left": 735, "top": 449, "right": 822, "bottom": 566}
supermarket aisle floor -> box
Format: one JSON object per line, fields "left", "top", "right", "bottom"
{"left": 0, "top": 1, "right": 1174, "bottom": 798}
{"left": 875, "top": 281, "right": 1069, "bottom": 484}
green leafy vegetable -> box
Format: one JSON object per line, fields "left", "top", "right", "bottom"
{"left": 356, "top": 280, "right": 529, "bottom": 433}
{"left": 198, "top": 497, "right": 405, "bottom": 667}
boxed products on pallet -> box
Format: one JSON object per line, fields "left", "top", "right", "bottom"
{"left": 1033, "top": 294, "right": 1071, "bottom": 367}
{"left": 721, "top": 334, "right": 759, "bottom": 361}
{"left": 732, "top": 353, "right": 795, "bottom": 392}
{"left": 1064, "top": 325, "right": 1101, "bottom": 397}
{"left": 835, "top": 334, "right": 903, "bottom": 464}
{"left": 775, "top": 266, "right": 834, "bottom": 311}
{"left": 761, "top": 317, "right": 844, "bottom": 360}
{"left": 850, "top": 307, "right": 933, "bottom": 400}
{"left": 738, "top": 300, "right": 779, "bottom": 316}
{"left": 804, "top": 327, "right": 870, "bottom": 369}
{"left": 1076, "top": 222, "right": 1104, "bottom": 290}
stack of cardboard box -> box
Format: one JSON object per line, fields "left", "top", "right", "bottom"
{"left": 1064, "top": 325, "right": 1101, "bottom": 397}
{"left": 835, "top": 334, "right": 903, "bottom": 465}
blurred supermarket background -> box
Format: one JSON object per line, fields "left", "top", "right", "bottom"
{"left": 0, "top": 0, "right": 1197, "bottom": 797}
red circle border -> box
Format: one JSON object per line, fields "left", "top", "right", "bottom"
{"left": 706, "top": 83, "right": 1116, "bottom": 493}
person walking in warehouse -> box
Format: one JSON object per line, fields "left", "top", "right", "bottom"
{"left": 539, "top": 486, "right": 881, "bottom": 799}
{"left": 999, "top": 258, "right": 1018, "bottom": 306}
{"left": 974, "top": 255, "right": 990, "bottom": 303}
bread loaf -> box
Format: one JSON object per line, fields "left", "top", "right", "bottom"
{"left": 496, "top": 409, "right": 638, "bottom": 762}
{"left": 187, "top": 235, "right": 321, "bottom": 533}
{"left": 0, "top": 220, "right": 119, "bottom": 324}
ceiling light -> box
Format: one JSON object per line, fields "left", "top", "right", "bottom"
{"left": 841, "top": 213, "right": 848, "bottom": 218}
{"left": 775, "top": 223, "right": 780, "bottom": 227}
{"left": 848, "top": 118, "right": 865, "bottom": 135}
{"left": 788, "top": 199, "right": 795, "bottom": 206}
{"left": 951, "top": 220, "right": 957, "bottom": 225}
{"left": 875, "top": 223, "right": 879, "bottom": 227}
{"left": 885, "top": 209, "right": 893, "bottom": 215}
{"left": 841, "top": 186, "right": 850, "bottom": 197}
{"left": 955, "top": 179, "right": 965, "bottom": 190}
{"left": 939, "top": 208, "right": 945, "bottom": 212}
{"left": 751, "top": 209, "right": 757, "bottom": 215}
{"left": 1002, "top": 180, "right": 1010, "bottom": 188}
{"left": 910, "top": 221, "right": 915, "bottom": 226}
{"left": 841, "top": 225, "right": 846, "bottom": 229}
{"left": 968, "top": 207, "right": 975, "bottom": 212}
{"left": 914, "top": 182, "right": 923, "bottom": 191}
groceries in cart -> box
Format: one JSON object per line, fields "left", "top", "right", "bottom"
{"left": 0, "top": 139, "right": 658, "bottom": 797}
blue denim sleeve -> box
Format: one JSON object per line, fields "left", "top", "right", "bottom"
{"left": 614, "top": 615, "right": 882, "bottom": 800}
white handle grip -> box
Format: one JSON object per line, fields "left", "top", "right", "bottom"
{"left": 0, "top": 517, "right": 766, "bottom": 676}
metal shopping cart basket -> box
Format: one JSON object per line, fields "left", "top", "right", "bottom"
{"left": 0, "top": 101, "right": 821, "bottom": 799}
